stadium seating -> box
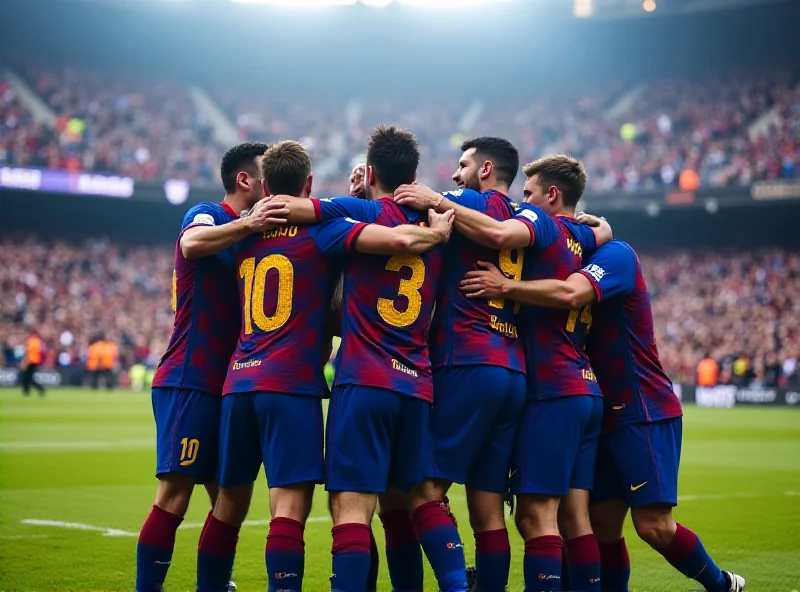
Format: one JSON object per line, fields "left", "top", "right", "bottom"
{"left": 1, "top": 237, "right": 798, "bottom": 387}
{"left": 2, "top": 66, "right": 797, "bottom": 193}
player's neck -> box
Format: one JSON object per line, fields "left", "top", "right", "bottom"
{"left": 556, "top": 206, "right": 576, "bottom": 219}
{"left": 222, "top": 192, "right": 249, "bottom": 216}
{"left": 372, "top": 183, "right": 393, "bottom": 200}
{"left": 482, "top": 182, "right": 510, "bottom": 196}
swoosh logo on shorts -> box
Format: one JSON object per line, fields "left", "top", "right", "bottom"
{"left": 630, "top": 482, "right": 647, "bottom": 491}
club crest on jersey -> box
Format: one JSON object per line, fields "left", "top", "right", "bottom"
{"left": 583, "top": 263, "right": 605, "bottom": 282}
{"left": 192, "top": 213, "right": 215, "bottom": 226}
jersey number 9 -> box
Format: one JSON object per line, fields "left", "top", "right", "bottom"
{"left": 239, "top": 255, "right": 294, "bottom": 334}
{"left": 378, "top": 255, "right": 426, "bottom": 328}
{"left": 488, "top": 248, "right": 524, "bottom": 314}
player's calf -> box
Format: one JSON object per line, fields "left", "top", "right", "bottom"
{"left": 514, "top": 494, "right": 563, "bottom": 592}
{"left": 330, "top": 491, "right": 377, "bottom": 592}
{"left": 558, "top": 488, "right": 601, "bottom": 592}
{"left": 265, "top": 483, "right": 315, "bottom": 592}
{"left": 466, "top": 488, "right": 510, "bottom": 592}
{"left": 378, "top": 488, "right": 423, "bottom": 592}
{"left": 589, "top": 499, "right": 631, "bottom": 592}
{"left": 137, "top": 474, "right": 197, "bottom": 592}
{"left": 632, "top": 505, "right": 742, "bottom": 592}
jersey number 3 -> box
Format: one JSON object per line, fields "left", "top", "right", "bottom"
{"left": 240, "top": 255, "right": 294, "bottom": 334}
{"left": 378, "top": 255, "right": 426, "bottom": 328}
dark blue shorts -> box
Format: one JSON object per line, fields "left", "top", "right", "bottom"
{"left": 429, "top": 366, "right": 526, "bottom": 493}
{"left": 326, "top": 385, "right": 432, "bottom": 494}
{"left": 511, "top": 395, "right": 603, "bottom": 496}
{"left": 152, "top": 387, "right": 220, "bottom": 483}
{"left": 591, "top": 417, "right": 682, "bottom": 508}
{"left": 218, "top": 392, "right": 325, "bottom": 489}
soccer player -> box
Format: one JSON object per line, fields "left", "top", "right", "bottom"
{"left": 461, "top": 239, "right": 746, "bottom": 592}
{"left": 194, "top": 140, "right": 454, "bottom": 592}
{"left": 405, "top": 137, "right": 527, "bottom": 592}
{"left": 277, "top": 125, "right": 456, "bottom": 592}
{"left": 136, "top": 142, "right": 288, "bottom": 592}
{"left": 396, "top": 155, "right": 611, "bottom": 592}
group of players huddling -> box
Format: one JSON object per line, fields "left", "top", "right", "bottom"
{"left": 134, "top": 127, "right": 746, "bottom": 592}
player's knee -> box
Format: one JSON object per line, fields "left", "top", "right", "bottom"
{"left": 631, "top": 506, "right": 675, "bottom": 549}
{"left": 155, "top": 474, "right": 196, "bottom": 516}
{"left": 409, "top": 478, "right": 447, "bottom": 510}
{"left": 271, "top": 483, "right": 315, "bottom": 523}
{"left": 330, "top": 491, "right": 376, "bottom": 526}
{"left": 466, "top": 489, "right": 505, "bottom": 532}
{"left": 213, "top": 485, "right": 253, "bottom": 528}
{"left": 514, "top": 495, "right": 560, "bottom": 539}
{"left": 589, "top": 502, "right": 627, "bottom": 543}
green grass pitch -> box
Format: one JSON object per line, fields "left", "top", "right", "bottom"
{"left": 1, "top": 389, "right": 798, "bottom": 591}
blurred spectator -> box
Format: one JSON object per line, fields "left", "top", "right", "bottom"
{"left": 697, "top": 355, "right": 719, "bottom": 387}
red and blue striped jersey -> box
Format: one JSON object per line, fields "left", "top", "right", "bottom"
{"left": 152, "top": 201, "right": 240, "bottom": 396}
{"left": 429, "top": 189, "right": 525, "bottom": 373}
{"left": 222, "top": 218, "right": 351, "bottom": 397}
{"left": 318, "top": 196, "right": 443, "bottom": 403}
{"left": 514, "top": 204, "right": 602, "bottom": 400}
{"left": 578, "top": 240, "right": 683, "bottom": 433}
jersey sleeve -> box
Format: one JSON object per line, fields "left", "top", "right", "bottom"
{"left": 578, "top": 242, "right": 637, "bottom": 302}
{"left": 180, "top": 202, "right": 224, "bottom": 233}
{"left": 316, "top": 197, "right": 382, "bottom": 223}
{"left": 441, "top": 189, "right": 487, "bottom": 211}
{"left": 309, "top": 217, "right": 368, "bottom": 258}
{"left": 514, "top": 204, "right": 559, "bottom": 251}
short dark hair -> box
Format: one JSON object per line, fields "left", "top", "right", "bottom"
{"left": 220, "top": 142, "right": 269, "bottom": 193}
{"left": 261, "top": 141, "right": 311, "bottom": 197}
{"left": 366, "top": 125, "right": 420, "bottom": 193}
{"left": 523, "top": 154, "right": 587, "bottom": 208}
{"left": 461, "top": 137, "right": 519, "bottom": 187}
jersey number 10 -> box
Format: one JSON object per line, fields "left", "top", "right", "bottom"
{"left": 239, "top": 255, "right": 294, "bottom": 334}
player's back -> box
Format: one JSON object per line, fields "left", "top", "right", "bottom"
{"left": 223, "top": 224, "right": 341, "bottom": 397}
{"left": 514, "top": 206, "right": 602, "bottom": 400}
{"left": 429, "top": 189, "right": 525, "bottom": 373}
{"left": 335, "top": 198, "right": 443, "bottom": 403}
{"left": 153, "top": 201, "right": 240, "bottom": 395}
{"left": 580, "top": 240, "right": 682, "bottom": 433}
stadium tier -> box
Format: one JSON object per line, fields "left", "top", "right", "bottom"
{"left": 2, "top": 67, "right": 798, "bottom": 196}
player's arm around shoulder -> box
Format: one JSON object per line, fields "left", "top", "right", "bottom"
{"left": 576, "top": 212, "right": 613, "bottom": 248}
{"left": 394, "top": 183, "right": 529, "bottom": 250}
{"left": 179, "top": 200, "right": 290, "bottom": 260}
{"left": 460, "top": 262, "right": 597, "bottom": 309}
{"left": 353, "top": 208, "right": 455, "bottom": 256}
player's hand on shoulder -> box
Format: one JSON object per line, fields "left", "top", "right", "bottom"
{"left": 394, "top": 183, "right": 442, "bottom": 211}
{"left": 349, "top": 163, "right": 366, "bottom": 199}
{"left": 428, "top": 208, "right": 455, "bottom": 244}
{"left": 460, "top": 261, "right": 508, "bottom": 299}
{"left": 575, "top": 211, "right": 606, "bottom": 227}
{"left": 243, "top": 197, "right": 290, "bottom": 233}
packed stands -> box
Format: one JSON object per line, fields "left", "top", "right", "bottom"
{"left": 1, "top": 236, "right": 798, "bottom": 388}
{"left": 2, "top": 66, "right": 797, "bottom": 195}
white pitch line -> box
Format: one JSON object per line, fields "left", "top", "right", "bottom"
{"left": 20, "top": 519, "right": 137, "bottom": 537}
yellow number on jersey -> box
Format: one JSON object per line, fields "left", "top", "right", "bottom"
{"left": 377, "top": 255, "right": 426, "bottom": 328}
{"left": 239, "top": 255, "right": 294, "bottom": 335}
{"left": 488, "top": 248, "right": 525, "bottom": 314}
{"left": 171, "top": 269, "right": 177, "bottom": 312}
{"left": 179, "top": 437, "right": 199, "bottom": 466}
{"left": 566, "top": 304, "right": 593, "bottom": 334}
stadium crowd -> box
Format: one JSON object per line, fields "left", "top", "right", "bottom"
{"left": 2, "top": 66, "right": 798, "bottom": 194}
{"left": 1, "top": 236, "right": 798, "bottom": 388}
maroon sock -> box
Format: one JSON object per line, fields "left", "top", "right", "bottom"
{"left": 565, "top": 534, "right": 601, "bottom": 591}
{"left": 138, "top": 504, "right": 183, "bottom": 549}
{"left": 474, "top": 529, "right": 511, "bottom": 592}
{"left": 379, "top": 510, "right": 423, "bottom": 591}
{"left": 598, "top": 538, "right": 631, "bottom": 592}
{"left": 197, "top": 513, "right": 240, "bottom": 591}
{"left": 266, "top": 517, "right": 305, "bottom": 591}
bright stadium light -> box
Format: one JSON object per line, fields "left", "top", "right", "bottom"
{"left": 397, "top": 0, "right": 515, "bottom": 5}
{"left": 230, "top": 0, "right": 357, "bottom": 6}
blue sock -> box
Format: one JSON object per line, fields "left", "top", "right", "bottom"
{"left": 379, "top": 510, "right": 423, "bottom": 591}
{"left": 565, "top": 534, "right": 601, "bottom": 592}
{"left": 265, "top": 517, "right": 305, "bottom": 592}
{"left": 599, "top": 538, "right": 631, "bottom": 592}
{"left": 413, "top": 501, "right": 468, "bottom": 592}
{"left": 659, "top": 523, "right": 727, "bottom": 592}
{"left": 331, "top": 523, "right": 372, "bottom": 592}
{"left": 136, "top": 505, "right": 182, "bottom": 592}
{"left": 197, "top": 513, "right": 239, "bottom": 592}
{"left": 524, "top": 535, "right": 563, "bottom": 591}
{"left": 474, "top": 529, "right": 511, "bottom": 592}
